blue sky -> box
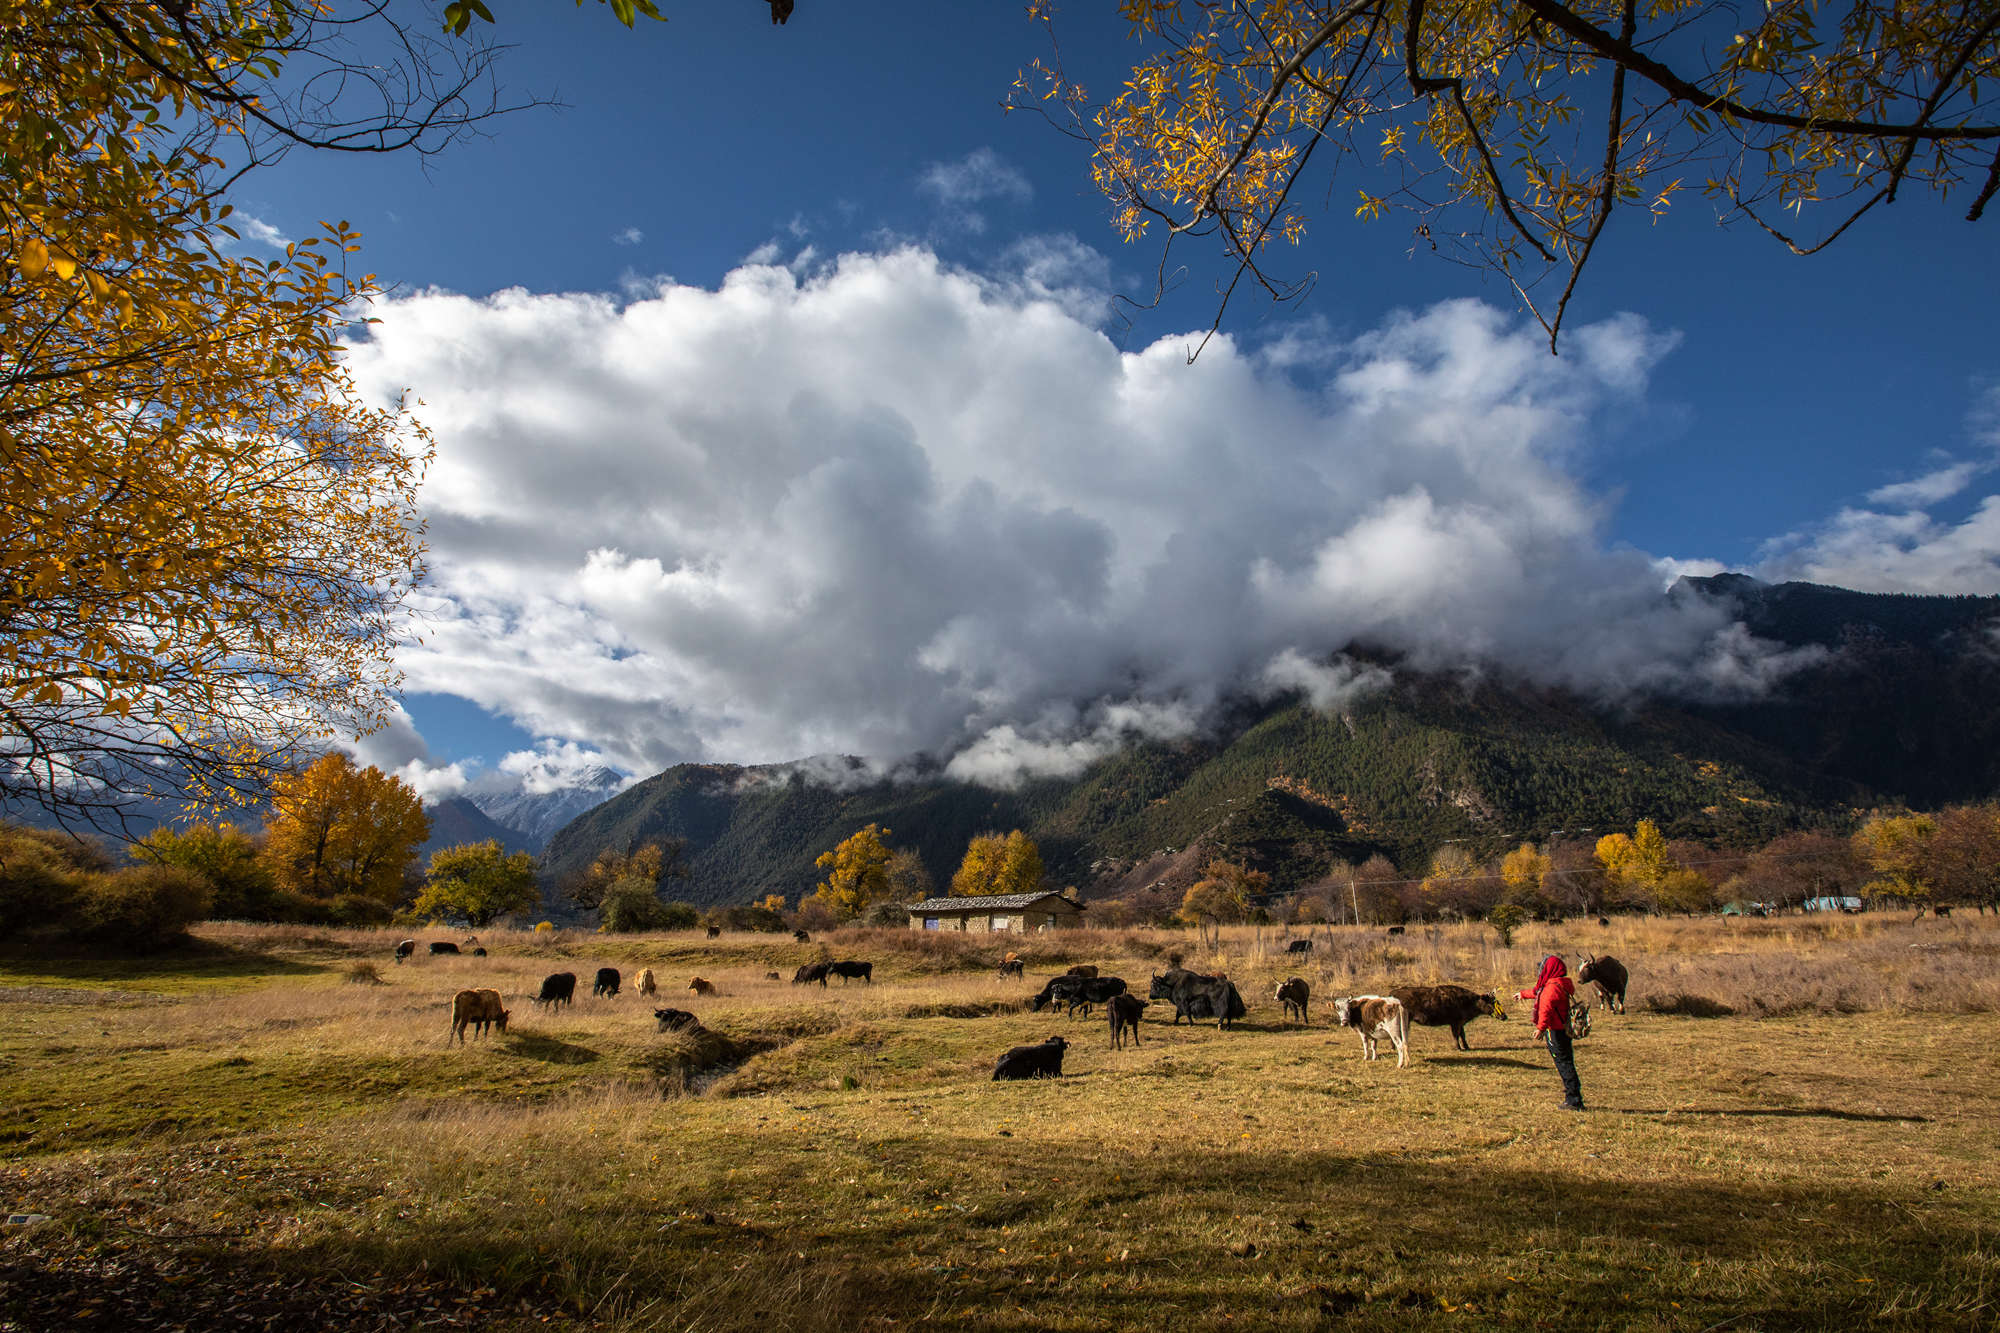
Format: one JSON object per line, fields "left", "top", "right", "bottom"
{"left": 235, "top": 3, "right": 2000, "bottom": 796}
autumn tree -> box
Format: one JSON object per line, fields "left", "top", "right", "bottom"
{"left": 1846, "top": 808, "right": 2000, "bottom": 909}
{"left": 0, "top": 4, "right": 688, "bottom": 827}
{"left": 1499, "top": 841, "right": 1555, "bottom": 915}
{"left": 950, "top": 830, "right": 1044, "bottom": 898}
{"left": 261, "top": 754, "right": 428, "bottom": 911}
{"left": 411, "top": 839, "right": 540, "bottom": 927}
{"left": 1737, "top": 830, "right": 1866, "bottom": 910}
{"left": 1598, "top": 819, "right": 1713, "bottom": 913}
{"left": 813, "top": 823, "right": 896, "bottom": 921}
{"left": 1021, "top": 1, "right": 2000, "bottom": 351}
{"left": 885, "top": 849, "right": 935, "bottom": 904}
{"left": 132, "top": 822, "right": 276, "bottom": 921}
{"left": 1421, "top": 843, "right": 1500, "bottom": 919}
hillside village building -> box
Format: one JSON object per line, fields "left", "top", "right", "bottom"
{"left": 906, "top": 892, "right": 1086, "bottom": 934}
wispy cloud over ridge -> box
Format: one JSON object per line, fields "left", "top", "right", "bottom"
{"left": 342, "top": 246, "right": 1963, "bottom": 787}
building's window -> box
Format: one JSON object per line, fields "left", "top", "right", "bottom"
{"left": 991, "top": 915, "right": 1011, "bottom": 931}
{"left": 924, "top": 918, "right": 940, "bottom": 930}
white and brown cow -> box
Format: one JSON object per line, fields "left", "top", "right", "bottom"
{"left": 1334, "top": 994, "right": 1410, "bottom": 1068}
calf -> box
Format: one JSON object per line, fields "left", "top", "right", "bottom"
{"left": 687, "top": 976, "right": 717, "bottom": 996}
{"left": 1275, "top": 977, "right": 1310, "bottom": 1024}
{"left": 593, "top": 966, "right": 622, "bottom": 998}
{"left": 996, "top": 958, "right": 1025, "bottom": 979}
{"left": 992, "top": 1035, "right": 1069, "bottom": 1080}
{"left": 1390, "top": 984, "right": 1505, "bottom": 1051}
{"left": 450, "top": 988, "right": 509, "bottom": 1044}
{"left": 654, "top": 1008, "right": 702, "bottom": 1033}
{"left": 1576, "top": 953, "right": 1628, "bottom": 1013}
{"left": 792, "top": 962, "right": 830, "bottom": 986}
{"left": 706, "top": 925, "right": 722, "bottom": 939}
{"left": 1030, "top": 975, "right": 1127, "bottom": 1018}
{"left": 635, "top": 967, "right": 658, "bottom": 997}
{"left": 1334, "top": 995, "right": 1410, "bottom": 1068}
{"left": 1107, "top": 993, "right": 1146, "bottom": 1049}
{"left": 394, "top": 939, "right": 416, "bottom": 964}
{"left": 1063, "top": 964, "right": 1099, "bottom": 979}
{"left": 429, "top": 941, "right": 460, "bottom": 955}
{"left": 1285, "top": 938, "right": 1313, "bottom": 954}
{"left": 828, "top": 960, "right": 872, "bottom": 985}
{"left": 471, "top": 947, "right": 487, "bottom": 956}
{"left": 1148, "top": 969, "right": 1247, "bottom": 1028}
{"left": 533, "top": 971, "right": 576, "bottom": 1009}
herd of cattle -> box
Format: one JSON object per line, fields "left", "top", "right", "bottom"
{"left": 406, "top": 934, "right": 1633, "bottom": 1083}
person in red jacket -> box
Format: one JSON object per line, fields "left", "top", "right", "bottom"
{"left": 1518, "top": 954, "right": 1585, "bottom": 1110}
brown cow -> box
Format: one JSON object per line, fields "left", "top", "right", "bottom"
{"left": 1107, "top": 993, "right": 1145, "bottom": 1049}
{"left": 1334, "top": 995, "right": 1409, "bottom": 1068}
{"left": 687, "top": 977, "right": 717, "bottom": 996}
{"left": 1390, "top": 984, "right": 1505, "bottom": 1051}
{"left": 450, "top": 988, "right": 509, "bottom": 1044}
{"left": 635, "top": 967, "right": 658, "bottom": 997}
{"left": 1275, "top": 977, "right": 1310, "bottom": 1024}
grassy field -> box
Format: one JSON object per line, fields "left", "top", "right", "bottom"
{"left": 2, "top": 914, "right": 1996, "bottom": 1330}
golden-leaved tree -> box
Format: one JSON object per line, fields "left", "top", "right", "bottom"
{"left": 1, "top": 4, "right": 680, "bottom": 826}
{"left": 412, "top": 838, "right": 540, "bottom": 927}
{"left": 813, "top": 823, "right": 896, "bottom": 920}
{"left": 1020, "top": 1, "right": 2000, "bottom": 350}
{"left": 262, "top": 754, "right": 429, "bottom": 907}
{"left": 949, "top": 829, "right": 1045, "bottom": 898}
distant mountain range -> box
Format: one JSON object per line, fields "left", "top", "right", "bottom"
{"left": 536, "top": 577, "right": 2000, "bottom": 908}
{"left": 463, "top": 766, "right": 628, "bottom": 850}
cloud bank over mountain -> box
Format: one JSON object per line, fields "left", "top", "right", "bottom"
{"left": 343, "top": 246, "right": 1998, "bottom": 789}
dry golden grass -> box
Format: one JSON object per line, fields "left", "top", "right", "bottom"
{"left": 2, "top": 912, "right": 1996, "bottom": 1330}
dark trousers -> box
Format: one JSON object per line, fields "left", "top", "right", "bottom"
{"left": 1543, "top": 1028, "right": 1584, "bottom": 1108}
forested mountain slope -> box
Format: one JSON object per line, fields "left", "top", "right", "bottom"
{"left": 542, "top": 577, "right": 2000, "bottom": 906}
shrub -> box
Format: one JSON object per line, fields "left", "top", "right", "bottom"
{"left": 1643, "top": 992, "right": 1736, "bottom": 1018}
{"left": 534, "top": 920, "right": 555, "bottom": 933}
{"left": 68, "top": 865, "right": 212, "bottom": 947}
{"left": 327, "top": 894, "right": 395, "bottom": 927}
{"left": 346, "top": 961, "right": 385, "bottom": 985}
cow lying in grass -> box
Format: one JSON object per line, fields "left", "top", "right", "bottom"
{"left": 654, "top": 1008, "right": 702, "bottom": 1033}
{"left": 450, "top": 988, "right": 509, "bottom": 1044}
{"left": 992, "top": 1036, "right": 1069, "bottom": 1080}
{"left": 1334, "top": 995, "right": 1410, "bottom": 1068}
{"left": 687, "top": 977, "right": 717, "bottom": 996}
{"left": 1030, "top": 975, "right": 1127, "bottom": 1018}
{"left": 1390, "top": 984, "right": 1504, "bottom": 1051}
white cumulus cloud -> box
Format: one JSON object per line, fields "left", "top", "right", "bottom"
{"left": 343, "top": 248, "right": 1862, "bottom": 788}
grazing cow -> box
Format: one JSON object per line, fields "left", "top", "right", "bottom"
{"left": 635, "top": 967, "right": 658, "bottom": 997}
{"left": 533, "top": 971, "right": 577, "bottom": 1009}
{"left": 1275, "top": 977, "right": 1310, "bottom": 1024}
{"left": 394, "top": 939, "right": 416, "bottom": 964}
{"left": 1385, "top": 926, "right": 1405, "bottom": 937}
{"left": 792, "top": 962, "right": 831, "bottom": 987}
{"left": 1064, "top": 964, "right": 1099, "bottom": 979}
{"left": 654, "top": 1008, "right": 702, "bottom": 1033}
{"left": 828, "top": 960, "right": 873, "bottom": 985}
{"left": 996, "top": 958, "right": 1025, "bottom": 979}
{"left": 1334, "top": 995, "right": 1410, "bottom": 1068}
{"left": 1390, "top": 984, "right": 1505, "bottom": 1051}
{"left": 1031, "top": 974, "right": 1128, "bottom": 1018}
{"left": 471, "top": 947, "right": 487, "bottom": 957}
{"left": 1107, "top": 993, "right": 1145, "bottom": 1048}
{"left": 706, "top": 925, "right": 721, "bottom": 939}
{"left": 1935, "top": 905, "right": 1953, "bottom": 919}
{"left": 429, "top": 941, "right": 460, "bottom": 955}
{"left": 991, "top": 1035, "right": 1069, "bottom": 1080}
{"left": 1285, "top": 939, "right": 1313, "bottom": 954}
{"left": 1148, "top": 969, "right": 1247, "bottom": 1028}
{"left": 1576, "top": 953, "right": 1628, "bottom": 1013}
{"left": 687, "top": 977, "right": 716, "bottom": 996}
{"left": 1597, "top": 916, "right": 1611, "bottom": 927}
{"left": 793, "top": 930, "right": 810, "bottom": 943}
{"left": 593, "top": 966, "right": 622, "bottom": 998}
{"left": 450, "top": 988, "right": 510, "bottom": 1044}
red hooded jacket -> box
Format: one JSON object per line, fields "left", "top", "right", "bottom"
{"left": 1518, "top": 955, "right": 1575, "bottom": 1032}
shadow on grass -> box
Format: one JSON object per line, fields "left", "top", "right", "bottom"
{"left": 1425, "top": 1055, "right": 1546, "bottom": 1070}
{"left": 1624, "top": 1106, "right": 1931, "bottom": 1123}
{"left": 0, "top": 938, "right": 325, "bottom": 990}
{"left": 500, "top": 1033, "right": 601, "bottom": 1065}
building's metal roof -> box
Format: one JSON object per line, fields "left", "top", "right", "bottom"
{"left": 906, "top": 892, "right": 1086, "bottom": 913}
